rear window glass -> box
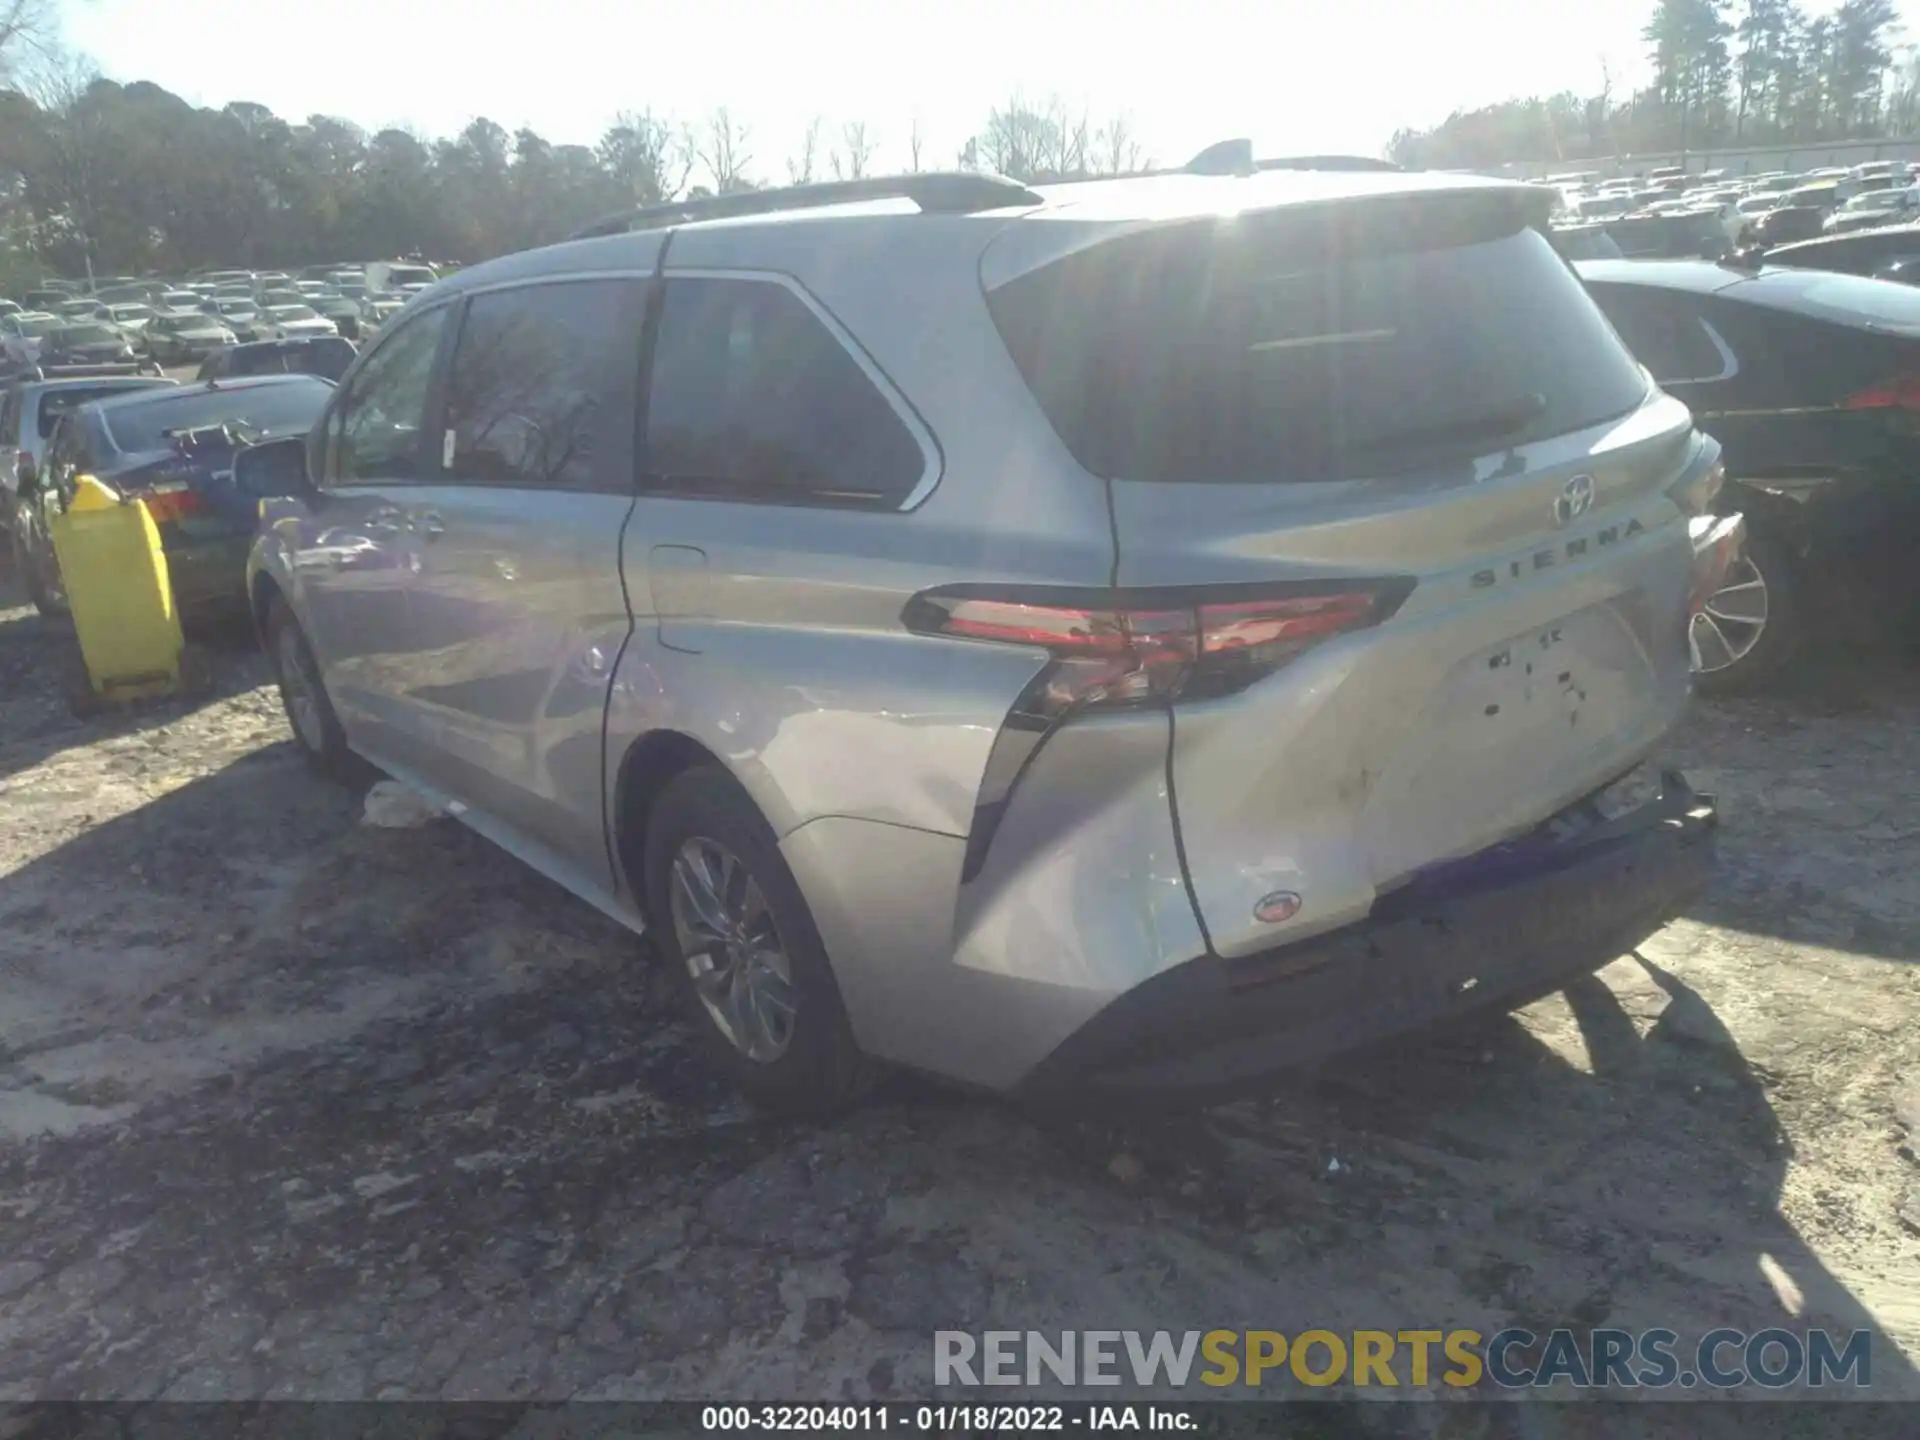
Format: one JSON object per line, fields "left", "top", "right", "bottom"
{"left": 987, "top": 215, "right": 1651, "bottom": 483}
{"left": 38, "top": 383, "right": 165, "bottom": 431}
{"left": 226, "top": 338, "right": 355, "bottom": 380}
{"left": 102, "top": 381, "right": 330, "bottom": 453}
{"left": 1741, "top": 271, "right": 1920, "bottom": 333}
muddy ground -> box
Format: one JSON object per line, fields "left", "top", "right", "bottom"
{"left": 0, "top": 567, "right": 1917, "bottom": 1433}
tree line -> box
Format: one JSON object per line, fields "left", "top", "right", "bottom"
{"left": 0, "top": 51, "right": 1149, "bottom": 283}
{"left": 1391, "top": 0, "right": 1913, "bottom": 168}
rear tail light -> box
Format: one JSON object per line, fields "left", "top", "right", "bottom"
{"left": 1687, "top": 513, "right": 1746, "bottom": 618}
{"left": 1669, "top": 455, "right": 1725, "bottom": 517}
{"left": 910, "top": 579, "right": 1414, "bottom": 882}
{"left": 1841, "top": 373, "right": 1920, "bottom": 410}
{"left": 139, "top": 486, "right": 203, "bottom": 524}
{"left": 905, "top": 580, "right": 1413, "bottom": 719}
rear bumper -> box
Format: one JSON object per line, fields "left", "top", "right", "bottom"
{"left": 163, "top": 533, "right": 252, "bottom": 612}
{"left": 1015, "top": 770, "right": 1716, "bottom": 1102}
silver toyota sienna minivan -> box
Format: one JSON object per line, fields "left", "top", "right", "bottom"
{"left": 247, "top": 153, "right": 1731, "bottom": 1112}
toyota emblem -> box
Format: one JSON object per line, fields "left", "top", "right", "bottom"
{"left": 1553, "top": 474, "right": 1596, "bottom": 529}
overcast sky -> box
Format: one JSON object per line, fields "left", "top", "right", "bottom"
{"left": 60, "top": 0, "right": 1916, "bottom": 177}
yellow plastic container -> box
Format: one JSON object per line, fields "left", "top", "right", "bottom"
{"left": 47, "top": 475, "right": 183, "bottom": 701}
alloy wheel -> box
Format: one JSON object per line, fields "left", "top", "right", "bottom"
{"left": 669, "top": 836, "right": 797, "bottom": 1062}
{"left": 1690, "top": 554, "right": 1769, "bottom": 674}
{"left": 275, "top": 623, "right": 326, "bottom": 751}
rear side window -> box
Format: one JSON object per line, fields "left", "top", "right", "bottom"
{"left": 643, "top": 276, "right": 927, "bottom": 508}
{"left": 39, "top": 384, "right": 159, "bottom": 433}
{"left": 442, "top": 279, "right": 644, "bottom": 492}
{"left": 1587, "top": 288, "right": 1730, "bottom": 384}
{"left": 987, "top": 214, "right": 1652, "bottom": 483}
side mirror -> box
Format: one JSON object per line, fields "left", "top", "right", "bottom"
{"left": 232, "top": 435, "right": 315, "bottom": 503}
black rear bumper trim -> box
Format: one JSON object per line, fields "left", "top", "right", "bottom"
{"left": 1015, "top": 775, "right": 1717, "bottom": 1103}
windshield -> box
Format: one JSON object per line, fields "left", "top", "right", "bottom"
{"left": 215, "top": 301, "right": 257, "bottom": 316}
{"left": 11, "top": 317, "right": 58, "bottom": 338}
{"left": 110, "top": 306, "right": 153, "bottom": 320}
{"left": 102, "top": 380, "right": 332, "bottom": 453}
{"left": 53, "top": 324, "right": 122, "bottom": 345}
{"left": 987, "top": 213, "right": 1649, "bottom": 484}
{"left": 388, "top": 267, "right": 435, "bottom": 286}
{"left": 1848, "top": 191, "right": 1904, "bottom": 210}
{"left": 269, "top": 305, "right": 320, "bottom": 320}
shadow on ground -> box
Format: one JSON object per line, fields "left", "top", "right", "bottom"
{"left": 0, "top": 573, "right": 267, "bottom": 786}
{"left": 0, "top": 747, "right": 1911, "bottom": 1414}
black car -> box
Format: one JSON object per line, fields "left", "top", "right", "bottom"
{"left": 10, "top": 374, "right": 333, "bottom": 621}
{"left": 1547, "top": 223, "right": 1626, "bottom": 260}
{"left": 1746, "top": 205, "right": 1826, "bottom": 249}
{"left": 196, "top": 336, "right": 355, "bottom": 383}
{"left": 1761, "top": 222, "right": 1920, "bottom": 282}
{"left": 34, "top": 322, "right": 146, "bottom": 374}
{"left": 1578, "top": 259, "right": 1920, "bottom": 688}
{"left": 307, "top": 293, "right": 363, "bottom": 339}
{"left": 1601, "top": 212, "right": 1731, "bottom": 261}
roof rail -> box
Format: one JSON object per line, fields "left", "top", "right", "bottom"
{"left": 566, "top": 171, "right": 1045, "bottom": 241}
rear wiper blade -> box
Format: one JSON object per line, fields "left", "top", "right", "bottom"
{"left": 1353, "top": 392, "right": 1548, "bottom": 454}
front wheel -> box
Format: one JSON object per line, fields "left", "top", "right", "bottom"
{"left": 643, "top": 766, "right": 874, "bottom": 1114}
{"left": 1692, "top": 528, "right": 1802, "bottom": 694}
{"left": 266, "top": 598, "right": 353, "bottom": 777}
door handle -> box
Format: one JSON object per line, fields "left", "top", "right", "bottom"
{"left": 415, "top": 511, "right": 446, "bottom": 540}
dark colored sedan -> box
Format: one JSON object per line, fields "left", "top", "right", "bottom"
{"left": 308, "top": 294, "right": 364, "bottom": 339}
{"left": 196, "top": 336, "right": 355, "bottom": 383}
{"left": 1762, "top": 222, "right": 1920, "bottom": 282}
{"left": 34, "top": 322, "right": 146, "bottom": 374}
{"left": 10, "top": 374, "right": 333, "bottom": 621}
{"left": 1578, "top": 259, "right": 1920, "bottom": 689}
{"left": 1746, "top": 205, "right": 1827, "bottom": 250}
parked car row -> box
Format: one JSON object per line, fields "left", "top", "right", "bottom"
{"left": 3, "top": 258, "right": 439, "bottom": 380}
{"left": 1549, "top": 159, "right": 1920, "bottom": 261}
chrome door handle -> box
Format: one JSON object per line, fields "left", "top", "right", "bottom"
{"left": 415, "top": 512, "right": 446, "bottom": 539}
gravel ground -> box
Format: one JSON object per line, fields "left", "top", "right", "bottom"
{"left": 0, "top": 565, "right": 1917, "bottom": 1430}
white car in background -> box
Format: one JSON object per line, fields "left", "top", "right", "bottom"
{"left": 104, "top": 303, "right": 156, "bottom": 334}
{"left": 258, "top": 303, "right": 340, "bottom": 340}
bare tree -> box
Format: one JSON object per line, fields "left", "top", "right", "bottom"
{"left": 1092, "top": 112, "right": 1147, "bottom": 174}
{"left": 974, "top": 92, "right": 1088, "bottom": 180}
{"left": 598, "top": 108, "right": 687, "bottom": 204}
{"left": 907, "top": 117, "right": 925, "bottom": 172}
{"left": 22, "top": 51, "right": 107, "bottom": 272}
{"left": 831, "top": 120, "right": 876, "bottom": 180}
{"left": 697, "top": 107, "right": 753, "bottom": 194}
{"left": 0, "top": 0, "right": 55, "bottom": 82}
{"left": 787, "top": 116, "right": 823, "bottom": 184}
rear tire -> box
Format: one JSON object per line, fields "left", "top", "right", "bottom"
{"left": 266, "top": 598, "right": 353, "bottom": 778}
{"left": 1693, "top": 527, "right": 1802, "bottom": 695}
{"left": 643, "top": 765, "right": 875, "bottom": 1115}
